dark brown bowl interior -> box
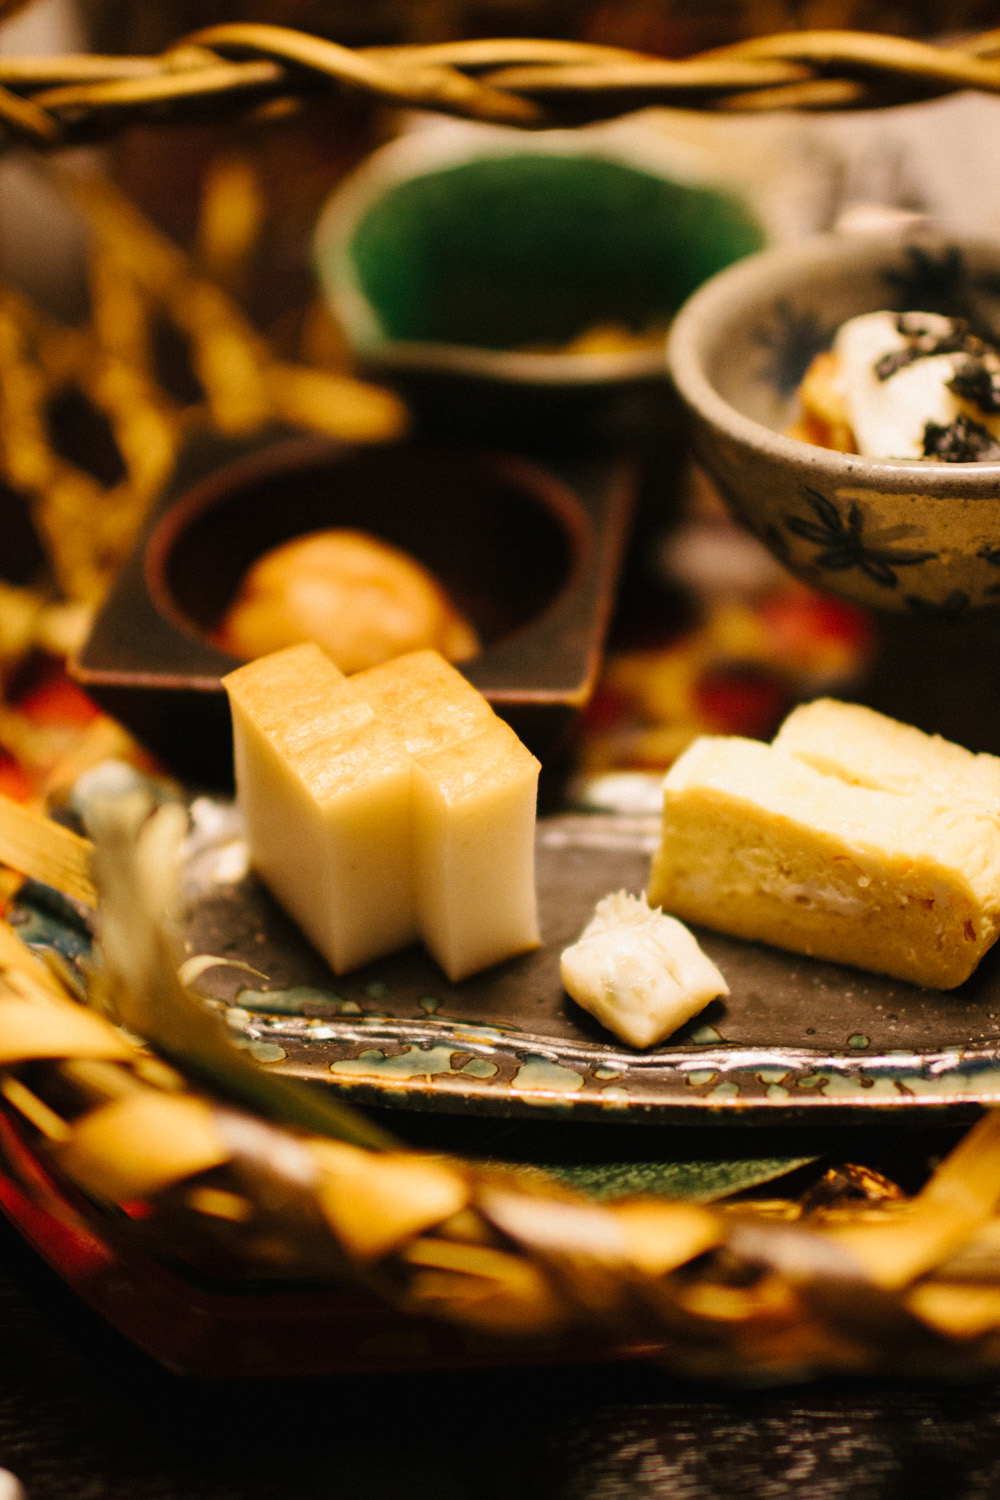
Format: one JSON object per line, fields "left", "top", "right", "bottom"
{"left": 146, "top": 442, "right": 581, "bottom": 653}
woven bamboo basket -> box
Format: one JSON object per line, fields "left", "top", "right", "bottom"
{"left": 0, "top": 792, "right": 998, "bottom": 1380}
{"left": 1, "top": 25, "right": 1000, "bottom": 146}
{"left": 2, "top": 16, "right": 1000, "bottom": 1381}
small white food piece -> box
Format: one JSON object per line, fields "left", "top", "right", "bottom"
{"left": 560, "top": 891, "right": 728, "bottom": 1048}
{"left": 832, "top": 310, "right": 1000, "bottom": 461}
{"left": 648, "top": 726, "right": 1000, "bottom": 990}
{"left": 355, "top": 651, "right": 540, "bottom": 981}
{"left": 223, "top": 642, "right": 417, "bottom": 975}
{"left": 835, "top": 311, "right": 963, "bottom": 460}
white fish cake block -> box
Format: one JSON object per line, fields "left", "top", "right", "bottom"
{"left": 411, "top": 716, "right": 541, "bottom": 982}
{"left": 561, "top": 891, "right": 728, "bottom": 1048}
{"left": 352, "top": 648, "right": 495, "bottom": 755}
{"left": 354, "top": 650, "right": 541, "bottom": 981}
{"left": 223, "top": 643, "right": 417, "bottom": 974}
{"left": 648, "top": 733, "right": 1000, "bottom": 990}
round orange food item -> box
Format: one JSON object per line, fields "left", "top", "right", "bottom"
{"left": 214, "top": 529, "right": 480, "bottom": 673}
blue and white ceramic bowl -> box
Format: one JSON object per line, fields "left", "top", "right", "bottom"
{"left": 668, "top": 232, "right": 1000, "bottom": 616}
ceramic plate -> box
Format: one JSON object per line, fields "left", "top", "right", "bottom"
{"left": 167, "top": 802, "right": 1000, "bottom": 1124}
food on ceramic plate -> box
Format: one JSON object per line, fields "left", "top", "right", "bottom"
{"left": 648, "top": 700, "right": 1000, "bottom": 990}
{"left": 353, "top": 650, "right": 540, "bottom": 982}
{"left": 224, "top": 640, "right": 415, "bottom": 974}
{"left": 790, "top": 311, "right": 1000, "bottom": 461}
{"left": 560, "top": 890, "right": 728, "bottom": 1049}
{"left": 223, "top": 642, "right": 540, "bottom": 982}
{"left": 213, "top": 528, "right": 480, "bottom": 672}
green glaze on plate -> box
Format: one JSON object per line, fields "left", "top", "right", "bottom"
{"left": 386, "top": 1111, "right": 825, "bottom": 1204}
{"left": 543, "top": 1153, "right": 816, "bottom": 1202}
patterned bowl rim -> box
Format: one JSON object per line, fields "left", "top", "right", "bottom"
{"left": 667, "top": 229, "right": 1000, "bottom": 490}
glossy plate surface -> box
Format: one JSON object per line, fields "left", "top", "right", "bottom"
{"left": 178, "top": 804, "right": 1000, "bottom": 1124}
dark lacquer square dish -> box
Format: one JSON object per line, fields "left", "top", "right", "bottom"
{"left": 73, "top": 428, "right": 636, "bottom": 785}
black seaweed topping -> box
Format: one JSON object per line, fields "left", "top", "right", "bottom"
{"left": 874, "top": 314, "right": 987, "bottom": 381}
{"left": 884, "top": 245, "right": 968, "bottom": 317}
{"left": 946, "top": 358, "right": 1000, "bottom": 415}
{"left": 922, "top": 414, "right": 1000, "bottom": 462}
{"left": 883, "top": 244, "right": 1000, "bottom": 336}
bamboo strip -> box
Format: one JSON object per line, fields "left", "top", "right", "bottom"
{"left": 4, "top": 25, "right": 1000, "bottom": 143}
{"left": 0, "top": 795, "right": 95, "bottom": 908}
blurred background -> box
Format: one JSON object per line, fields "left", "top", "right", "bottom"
{"left": 2, "top": 0, "right": 1000, "bottom": 809}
